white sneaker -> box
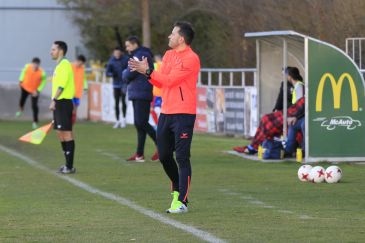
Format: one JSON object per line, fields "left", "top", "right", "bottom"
{"left": 120, "top": 118, "right": 126, "bottom": 128}
{"left": 57, "top": 165, "right": 76, "bottom": 174}
{"left": 135, "top": 155, "right": 145, "bottom": 162}
{"left": 113, "top": 121, "right": 120, "bottom": 129}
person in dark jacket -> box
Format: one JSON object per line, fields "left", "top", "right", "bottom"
{"left": 273, "top": 81, "right": 293, "bottom": 112}
{"left": 272, "top": 67, "right": 294, "bottom": 111}
{"left": 123, "top": 36, "right": 158, "bottom": 162}
{"left": 106, "top": 47, "right": 129, "bottom": 128}
{"left": 233, "top": 67, "right": 304, "bottom": 154}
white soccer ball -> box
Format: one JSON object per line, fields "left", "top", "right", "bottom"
{"left": 297, "top": 165, "right": 312, "bottom": 182}
{"left": 325, "top": 166, "right": 342, "bottom": 183}
{"left": 309, "top": 166, "right": 325, "bottom": 183}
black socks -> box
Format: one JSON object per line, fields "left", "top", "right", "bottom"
{"left": 61, "top": 140, "right": 75, "bottom": 169}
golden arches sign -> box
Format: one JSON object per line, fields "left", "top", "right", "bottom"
{"left": 315, "top": 73, "right": 359, "bottom": 112}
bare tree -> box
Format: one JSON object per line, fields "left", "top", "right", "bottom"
{"left": 141, "top": 0, "right": 151, "bottom": 47}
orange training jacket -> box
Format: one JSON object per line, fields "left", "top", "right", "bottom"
{"left": 149, "top": 46, "right": 200, "bottom": 114}
{"left": 72, "top": 64, "right": 88, "bottom": 99}
{"left": 19, "top": 64, "right": 47, "bottom": 93}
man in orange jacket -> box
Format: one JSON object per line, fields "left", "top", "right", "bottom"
{"left": 129, "top": 21, "right": 200, "bottom": 214}
{"left": 72, "top": 55, "right": 88, "bottom": 123}
{"left": 16, "top": 57, "right": 47, "bottom": 129}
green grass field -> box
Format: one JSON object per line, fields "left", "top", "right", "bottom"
{"left": 1, "top": 120, "right": 365, "bottom": 242}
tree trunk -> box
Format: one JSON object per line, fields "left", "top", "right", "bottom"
{"left": 141, "top": 0, "right": 151, "bottom": 48}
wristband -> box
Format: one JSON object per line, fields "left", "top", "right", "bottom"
{"left": 145, "top": 68, "right": 153, "bottom": 78}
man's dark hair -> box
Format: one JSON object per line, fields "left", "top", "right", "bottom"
{"left": 114, "top": 46, "right": 123, "bottom": 52}
{"left": 77, "top": 54, "right": 86, "bottom": 63}
{"left": 54, "top": 41, "right": 68, "bottom": 55}
{"left": 126, "top": 36, "right": 141, "bottom": 47}
{"left": 174, "top": 21, "right": 195, "bottom": 45}
{"left": 32, "top": 57, "right": 41, "bottom": 64}
{"left": 287, "top": 66, "right": 303, "bottom": 81}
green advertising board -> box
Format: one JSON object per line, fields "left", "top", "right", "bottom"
{"left": 308, "top": 39, "right": 365, "bottom": 160}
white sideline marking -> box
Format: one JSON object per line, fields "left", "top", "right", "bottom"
{"left": 299, "top": 215, "right": 312, "bottom": 220}
{"left": 95, "top": 149, "right": 130, "bottom": 165}
{"left": 218, "top": 189, "right": 313, "bottom": 220}
{"left": 0, "top": 145, "right": 226, "bottom": 243}
{"left": 277, "top": 210, "right": 294, "bottom": 214}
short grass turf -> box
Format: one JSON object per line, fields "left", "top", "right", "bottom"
{"left": 1, "top": 120, "right": 365, "bottom": 242}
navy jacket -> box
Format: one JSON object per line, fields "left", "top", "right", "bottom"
{"left": 123, "top": 46, "right": 154, "bottom": 101}
{"left": 106, "top": 55, "right": 129, "bottom": 90}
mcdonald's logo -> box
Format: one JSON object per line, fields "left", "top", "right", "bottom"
{"left": 316, "top": 73, "right": 359, "bottom": 112}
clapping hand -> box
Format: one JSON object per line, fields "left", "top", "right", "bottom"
{"left": 128, "top": 57, "right": 149, "bottom": 75}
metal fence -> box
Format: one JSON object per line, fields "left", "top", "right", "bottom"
{"left": 346, "top": 37, "right": 365, "bottom": 73}
{"left": 198, "top": 68, "right": 257, "bottom": 88}
{"left": 0, "top": 67, "right": 257, "bottom": 88}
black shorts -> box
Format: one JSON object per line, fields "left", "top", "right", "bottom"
{"left": 53, "top": 99, "right": 73, "bottom": 131}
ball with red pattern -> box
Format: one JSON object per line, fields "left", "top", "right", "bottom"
{"left": 297, "top": 165, "right": 312, "bottom": 182}
{"left": 325, "top": 166, "right": 342, "bottom": 183}
{"left": 309, "top": 166, "right": 325, "bottom": 183}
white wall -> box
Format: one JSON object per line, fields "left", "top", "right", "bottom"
{"left": 0, "top": 0, "right": 85, "bottom": 81}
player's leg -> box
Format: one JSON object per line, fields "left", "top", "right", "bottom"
{"left": 140, "top": 100, "right": 158, "bottom": 161}
{"left": 120, "top": 91, "right": 127, "bottom": 128}
{"left": 16, "top": 88, "right": 29, "bottom": 117}
{"left": 167, "top": 114, "right": 196, "bottom": 213}
{"left": 72, "top": 98, "right": 80, "bottom": 124}
{"left": 285, "top": 118, "right": 302, "bottom": 155}
{"left": 132, "top": 100, "right": 148, "bottom": 158}
{"left": 135, "top": 100, "right": 158, "bottom": 160}
{"left": 58, "top": 130, "right": 75, "bottom": 170}
{"left": 54, "top": 99, "right": 75, "bottom": 173}
{"left": 139, "top": 100, "right": 157, "bottom": 145}
{"left": 31, "top": 94, "right": 39, "bottom": 128}
{"left": 157, "top": 114, "right": 180, "bottom": 209}
{"left": 174, "top": 114, "right": 195, "bottom": 203}
{"left": 113, "top": 88, "right": 121, "bottom": 128}
{"left": 299, "top": 118, "right": 305, "bottom": 152}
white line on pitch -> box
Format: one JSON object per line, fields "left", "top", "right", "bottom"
{"left": 95, "top": 149, "right": 130, "bottom": 165}
{"left": 0, "top": 145, "right": 226, "bottom": 243}
{"left": 218, "top": 189, "right": 313, "bottom": 220}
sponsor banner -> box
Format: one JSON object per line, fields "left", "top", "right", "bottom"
{"left": 100, "top": 83, "right": 135, "bottom": 124}
{"left": 194, "top": 86, "right": 257, "bottom": 137}
{"left": 206, "top": 88, "right": 217, "bottom": 133}
{"left": 89, "top": 82, "right": 257, "bottom": 137}
{"left": 88, "top": 82, "right": 102, "bottom": 121}
{"left": 215, "top": 88, "right": 225, "bottom": 133}
{"left": 224, "top": 88, "right": 245, "bottom": 135}
{"left": 101, "top": 83, "right": 115, "bottom": 122}
{"left": 245, "top": 87, "right": 258, "bottom": 137}
{"left": 308, "top": 39, "right": 365, "bottom": 157}
{"left": 88, "top": 82, "right": 153, "bottom": 126}
{"left": 195, "top": 87, "right": 208, "bottom": 132}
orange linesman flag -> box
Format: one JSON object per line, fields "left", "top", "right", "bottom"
{"left": 19, "top": 122, "right": 53, "bottom": 145}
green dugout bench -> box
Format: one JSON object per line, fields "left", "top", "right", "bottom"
{"left": 245, "top": 31, "right": 365, "bottom": 162}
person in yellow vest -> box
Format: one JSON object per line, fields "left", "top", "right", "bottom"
{"left": 49, "top": 41, "right": 76, "bottom": 174}
{"left": 16, "top": 57, "right": 47, "bottom": 129}
{"left": 71, "top": 55, "right": 88, "bottom": 123}
{"left": 286, "top": 67, "right": 304, "bottom": 104}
